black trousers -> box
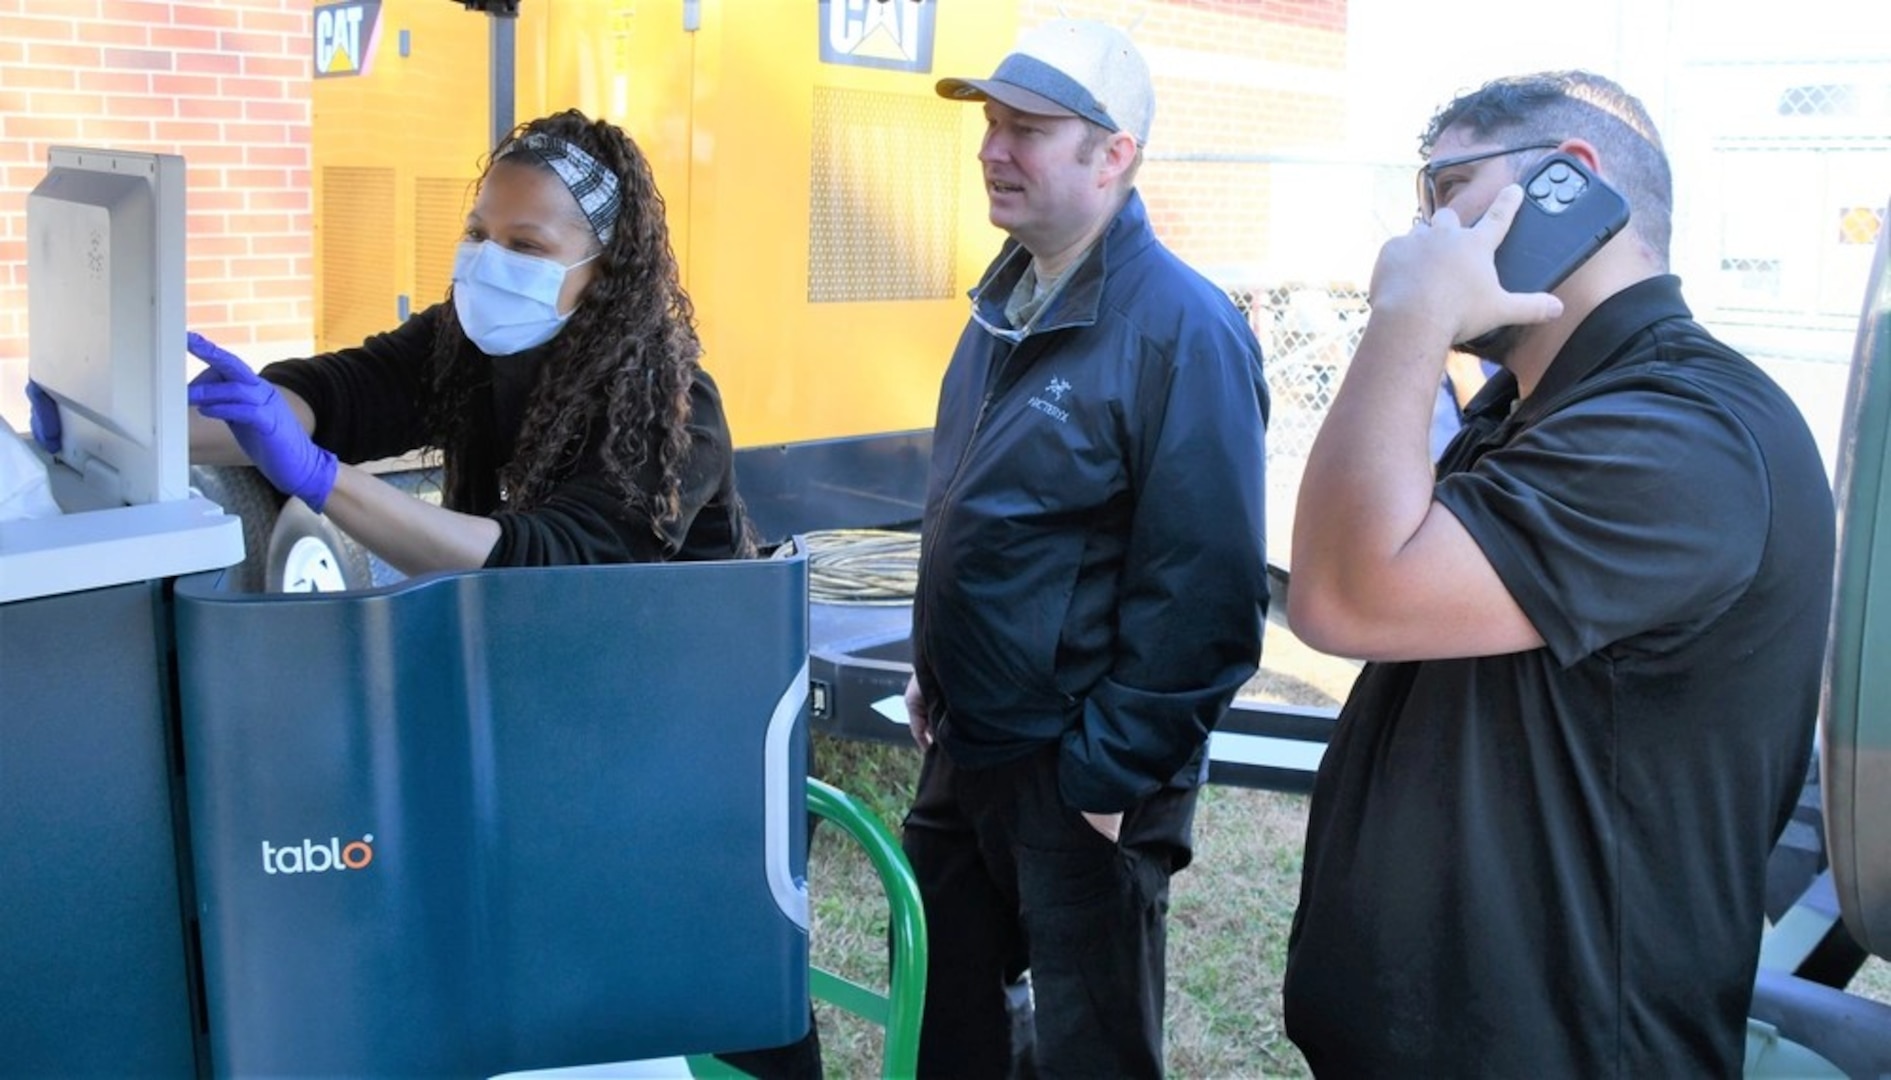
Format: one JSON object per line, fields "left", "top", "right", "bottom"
{"left": 902, "top": 741, "right": 1199, "bottom": 1079}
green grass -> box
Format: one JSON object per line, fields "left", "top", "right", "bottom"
{"left": 806, "top": 736, "right": 918, "bottom": 1077}
{"left": 803, "top": 618, "right": 1891, "bottom": 1078}
{"left": 808, "top": 734, "right": 1317, "bottom": 1078}
{"left": 1163, "top": 783, "right": 1312, "bottom": 1078}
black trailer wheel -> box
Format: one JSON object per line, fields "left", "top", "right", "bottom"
{"left": 265, "top": 497, "right": 374, "bottom": 593}
{"left": 187, "top": 464, "right": 284, "bottom": 593}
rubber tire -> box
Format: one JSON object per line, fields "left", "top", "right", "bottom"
{"left": 264, "top": 496, "right": 375, "bottom": 593}
{"left": 187, "top": 464, "right": 285, "bottom": 593}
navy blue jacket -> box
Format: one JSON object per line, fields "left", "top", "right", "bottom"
{"left": 912, "top": 191, "right": 1271, "bottom": 813}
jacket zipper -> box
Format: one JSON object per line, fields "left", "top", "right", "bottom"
{"left": 937, "top": 337, "right": 1028, "bottom": 523}
{"left": 912, "top": 262, "right": 1021, "bottom": 706}
{"left": 917, "top": 339, "right": 1024, "bottom": 622}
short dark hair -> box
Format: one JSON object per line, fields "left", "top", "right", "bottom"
{"left": 1421, "top": 70, "right": 1672, "bottom": 264}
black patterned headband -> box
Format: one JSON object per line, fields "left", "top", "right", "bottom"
{"left": 499, "top": 133, "right": 621, "bottom": 245}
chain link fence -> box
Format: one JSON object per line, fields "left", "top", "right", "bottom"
{"left": 1232, "top": 275, "right": 1377, "bottom": 569}
{"left": 1166, "top": 113, "right": 1889, "bottom": 554}
{"left": 1147, "top": 155, "right": 1412, "bottom": 563}
{"left": 1227, "top": 283, "right": 1371, "bottom": 463}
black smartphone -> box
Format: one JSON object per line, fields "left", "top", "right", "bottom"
{"left": 1490, "top": 151, "right": 1631, "bottom": 294}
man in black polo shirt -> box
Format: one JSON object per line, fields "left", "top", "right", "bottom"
{"left": 1282, "top": 71, "right": 1836, "bottom": 1075}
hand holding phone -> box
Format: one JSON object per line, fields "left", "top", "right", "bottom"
{"left": 1452, "top": 152, "right": 1629, "bottom": 351}
{"left": 1491, "top": 152, "right": 1630, "bottom": 295}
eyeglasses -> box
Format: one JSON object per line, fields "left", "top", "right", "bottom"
{"left": 968, "top": 244, "right": 1038, "bottom": 344}
{"left": 971, "top": 299, "right": 1028, "bottom": 345}
{"left": 1416, "top": 142, "right": 1561, "bottom": 221}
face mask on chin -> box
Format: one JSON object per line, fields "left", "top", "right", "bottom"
{"left": 451, "top": 240, "right": 599, "bottom": 356}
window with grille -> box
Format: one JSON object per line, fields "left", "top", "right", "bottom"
{"left": 1839, "top": 206, "right": 1885, "bottom": 246}
{"left": 1720, "top": 256, "right": 1783, "bottom": 295}
{"left": 1777, "top": 84, "right": 1857, "bottom": 117}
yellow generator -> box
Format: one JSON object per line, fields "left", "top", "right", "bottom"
{"left": 310, "top": 0, "right": 1011, "bottom": 458}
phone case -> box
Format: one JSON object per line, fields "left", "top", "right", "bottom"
{"left": 1491, "top": 153, "right": 1631, "bottom": 294}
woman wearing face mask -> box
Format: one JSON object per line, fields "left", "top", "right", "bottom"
{"left": 187, "top": 110, "right": 821, "bottom": 1079}
{"left": 186, "top": 108, "right": 756, "bottom": 574}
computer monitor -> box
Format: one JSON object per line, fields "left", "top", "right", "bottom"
{"left": 3, "top": 146, "right": 240, "bottom": 602}
{"left": 27, "top": 146, "right": 187, "bottom": 508}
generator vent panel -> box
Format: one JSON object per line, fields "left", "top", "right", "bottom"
{"left": 415, "top": 176, "right": 475, "bottom": 314}
{"left": 320, "top": 166, "right": 397, "bottom": 350}
{"left": 808, "top": 87, "right": 959, "bottom": 303}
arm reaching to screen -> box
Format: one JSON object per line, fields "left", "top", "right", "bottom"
{"left": 186, "top": 332, "right": 338, "bottom": 510}
{"left": 186, "top": 331, "right": 503, "bottom": 574}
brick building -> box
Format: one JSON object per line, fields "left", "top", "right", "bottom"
{"left": 1029, "top": 0, "right": 1347, "bottom": 276}
{"left": 0, "top": 0, "right": 1348, "bottom": 432}
{"left": 0, "top": 0, "right": 313, "bottom": 425}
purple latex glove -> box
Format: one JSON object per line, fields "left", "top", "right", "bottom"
{"left": 186, "top": 331, "right": 337, "bottom": 511}
{"left": 25, "top": 380, "right": 61, "bottom": 453}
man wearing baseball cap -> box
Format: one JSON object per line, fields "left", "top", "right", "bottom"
{"left": 902, "top": 18, "right": 1270, "bottom": 1077}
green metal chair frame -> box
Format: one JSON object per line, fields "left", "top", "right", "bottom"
{"left": 687, "top": 778, "right": 927, "bottom": 1079}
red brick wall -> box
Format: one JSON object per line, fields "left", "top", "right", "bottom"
{"left": 1162, "top": 0, "right": 1346, "bottom": 33}
{"left": 0, "top": 0, "right": 1354, "bottom": 431}
{"left": 0, "top": 0, "right": 311, "bottom": 429}
{"left": 1018, "top": 0, "right": 1350, "bottom": 283}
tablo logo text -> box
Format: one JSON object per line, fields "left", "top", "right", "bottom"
{"left": 313, "top": 1, "right": 383, "bottom": 79}
{"left": 262, "top": 834, "right": 375, "bottom": 875}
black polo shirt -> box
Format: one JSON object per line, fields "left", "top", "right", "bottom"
{"left": 1283, "top": 276, "right": 1835, "bottom": 1076}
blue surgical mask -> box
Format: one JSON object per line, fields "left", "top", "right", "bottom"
{"left": 451, "top": 240, "right": 598, "bottom": 356}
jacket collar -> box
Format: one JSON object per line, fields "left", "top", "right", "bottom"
{"left": 967, "top": 189, "right": 1156, "bottom": 341}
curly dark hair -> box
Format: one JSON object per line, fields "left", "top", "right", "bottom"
{"left": 424, "top": 108, "right": 702, "bottom": 542}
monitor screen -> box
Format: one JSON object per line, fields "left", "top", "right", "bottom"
{"left": 27, "top": 146, "right": 186, "bottom": 508}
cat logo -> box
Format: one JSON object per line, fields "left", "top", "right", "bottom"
{"left": 817, "top": 0, "right": 935, "bottom": 73}
{"left": 313, "top": 1, "right": 383, "bottom": 79}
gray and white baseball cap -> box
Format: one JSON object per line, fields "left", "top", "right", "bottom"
{"left": 936, "top": 18, "right": 1154, "bottom": 146}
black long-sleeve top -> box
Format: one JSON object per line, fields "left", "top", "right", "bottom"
{"left": 262, "top": 304, "right": 750, "bottom": 567}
